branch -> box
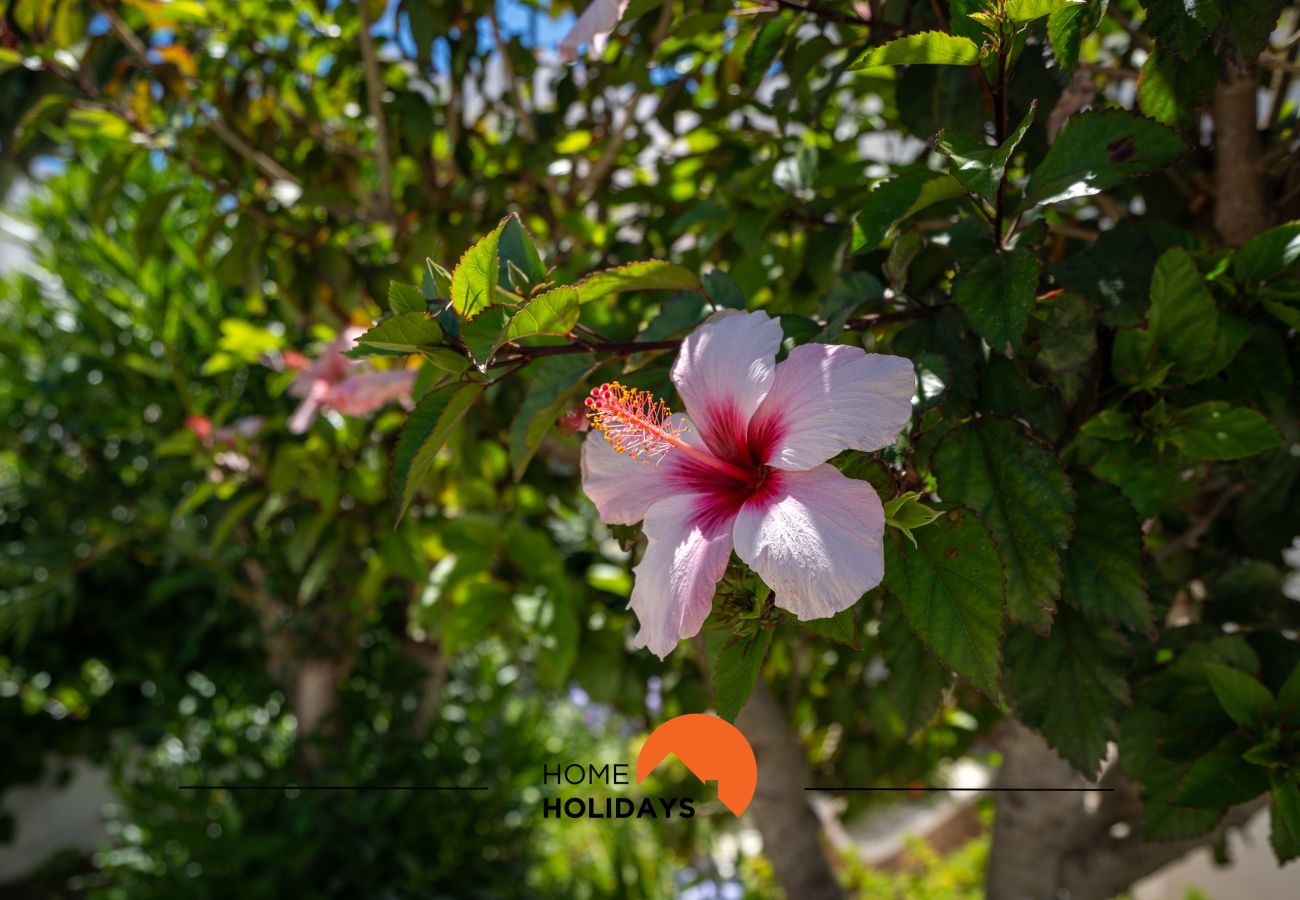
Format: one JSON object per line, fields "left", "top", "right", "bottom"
{"left": 356, "top": 0, "right": 395, "bottom": 222}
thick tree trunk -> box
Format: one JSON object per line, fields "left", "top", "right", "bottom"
{"left": 985, "top": 719, "right": 1267, "bottom": 900}
{"left": 1213, "top": 64, "right": 1269, "bottom": 247}
{"left": 737, "top": 680, "right": 846, "bottom": 900}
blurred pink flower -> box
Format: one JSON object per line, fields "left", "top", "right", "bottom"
{"left": 581, "top": 311, "right": 915, "bottom": 658}
{"left": 558, "top": 0, "right": 630, "bottom": 63}
{"left": 287, "top": 327, "right": 415, "bottom": 433}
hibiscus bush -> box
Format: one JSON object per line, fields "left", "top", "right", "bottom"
{"left": 3, "top": 0, "right": 1300, "bottom": 897}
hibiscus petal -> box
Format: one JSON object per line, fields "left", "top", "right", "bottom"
{"left": 558, "top": 0, "right": 630, "bottom": 63}
{"left": 733, "top": 464, "right": 886, "bottom": 620}
{"left": 581, "top": 414, "right": 713, "bottom": 525}
{"left": 748, "top": 344, "right": 915, "bottom": 471}
{"left": 671, "top": 310, "right": 782, "bottom": 461}
{"left": 326, "top": 370, "right": 417, "bottom": 416}
{"left": 629, "top": 494, "right": 734, "bottom": 659}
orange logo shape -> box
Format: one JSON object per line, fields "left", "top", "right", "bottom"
{"left": 636, "top": 714, "right": 757, "bottom": 816}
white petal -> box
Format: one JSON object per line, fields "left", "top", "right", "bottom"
{"left": 557, "top": 0, "right": 631, "bottom": 63}
{"left": 580, "top": 428, "right": 675, "bottom": 526}
{"left": 733, "top": 464, "right": 885, "bottom": 620}
{"left": 629, "top": 495, "right": 735, "bottom": 659}
{"left": 670, "top": 310, "right": 782, "bottom": 461}
{"left": 749, "top": 344, "right": 915, "bottom": 471}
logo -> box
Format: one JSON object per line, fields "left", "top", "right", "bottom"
{"left": 637, "top": 714, "right": 757, "bottom": 816}
{"left": 540, "top": 713, "right": 757, "bottom": 820}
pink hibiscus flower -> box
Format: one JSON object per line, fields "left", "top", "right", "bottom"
{"left": 581, "top": 310, "right": 915, "bottom": 658}
{"left": 286, "top": 327, "right": 417, "bottom": 434}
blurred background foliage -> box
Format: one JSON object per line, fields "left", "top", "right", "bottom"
{"left": 1, "top": 0, "right": 1299, "bottom": 897}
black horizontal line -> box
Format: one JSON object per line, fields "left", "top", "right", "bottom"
{"left": 805, "top": 787, "right": 1113, "bottom": 792}
{"left": 178, "top": 785, "right": 488, "bottom": 791}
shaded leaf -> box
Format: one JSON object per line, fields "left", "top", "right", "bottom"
{"left": 880, "top": 601, "right": 952, "bottom": 737}
{"left": 1167, "top": 402, "right": 1281, "bottom": 460}
{"left": 392, "top": 383, "right": 485, "bottom": 523}
{"left": 1061, "top": 477, "right": 1153, "bottom": 634}
{"left": 356, "top": 313, "right": 441, "bottom": 352}
{"left": 712, "top": 628, "right": 773, "bottom": 722}
{"left": 953, "top": 246, "right": 1041, "bottom": 353}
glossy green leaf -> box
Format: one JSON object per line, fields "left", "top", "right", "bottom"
{"left": 504, "top": 287, "right": 580, "bottom": 342}
{"left": 570, "top": 260, "right": 701, "bottom": 305}
{"left": 459, "top": 307, "right": 513, "bottom": 371}
{"left": 851, "top": 31, "right": 982, "bottom": 69}
{"left": 1048, "top": 0, "right": 1106, "bottom": 70}
{"left": 450, "top": 216, "right": 509, "bottom": 317}
{"left": 936, "top": 102, "right": 1036, "bottom": 199}
{"left": 356, "top": 313, "right": 441, "bottom": 352}
{"left": 1234, "top": 221, "right": 1300, "bottom": 284}
{"left": 1024, "top": 111, "right": 1187, "bottom": 207}
{"left": 389, "top": 281, "right": 426, "bottom": 314}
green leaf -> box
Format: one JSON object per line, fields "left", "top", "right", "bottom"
{"left": 1141, "top": 0, "right": 1220, "bottom": 58}
{"left": 1167, "top": 402, "right": 1281, "bottom": 460}
{"left": 884, "top": 506, "right": 1005, "bottom": 697}
{"left": 883, "top": 491, "right": 943, "bottom": 547}
{"left": 504, "top": 286, "right": 580, "bottom": 342}
{"left": 932, "top": 417, "right": 1074, "bottom": 633}
{"left": 851, "top": 31, "right": 982, "bottom": 69}
{"left": 1173, "top": 733, "right": 1270, "bottom": 808}
{"left": 1278, "top": 663, "right": 1300, "bottom": 718}
{"left": 880, "top": 601, "right": 952, "bottom": 737}
{"left": 1234, "top": 221, "right": 1300, "bottom": 284}
{"left": 1031, "top": 291, "right": 1097, "bottom": 404}
{"left": 712, "top": 628, "right": 773, "bottom": 722}
{"left": 1113, "top": 247, "right": 1219, "bottom": 385}
{"left": 460, "top": 307, "right": 513, "bottom": 371}
{"left": 0, "top": 48, "right": 23, "bottom": 77}
{"left": 1051, "top": 220, "right": 1158, "bottom": 327}
{"left": 1024, "top": 111, "right": 1187, "bottom": 207}
{"left": 1216, "top": 0, "right": 1286, "bottom": 64}
{"left": 1048, "top": 0, "right": 1106, "bottom": 70}
{"left": 952, "top": 246, "right": 1041, "bottom": 353}
{"left": 1005, "top": 605, "right": 1130, "bottom": 777}
{"left": 1137, "top": 46, "right": 1216, "bottom": 129}
{"left": 1061, "top": 477, "right": 1153, "bottom": 635}
{"left": 1203, "top": 663, "right": 1274, "bottom": 731}
{"left": 508, "top": 356, "right": 593, "bottom": 479}
{"left": 497, "top": 214, "right": 547, "bottom": 290}
{"left": 1121, "top": 703, "right": 1232, "bottom": 840}
{"left": 1272, "top": 776, "right": 1300, "bottom": 864}
{"left": 790, "top": 608, "right": 861, "bottom": 648}
{"left": 570, "top": 259, "right": 701, "bottom": 306}
{"left": 853, "top": 171, "right": 960, "bottom": 252}
{"left": 1004, "top": 0, "right": 1081, "bottom": 24}
{"left": 450, "top": 216, "right": 509, "bottom": 317}
{"left": 392, "top": 383, "right": 485, "bottom": 523}
{"left": 425, "top": 259, "right": 453, "bottom": 302}
{"left": 389, "top": 281, "right": 427, "bottom": 314}
{"left": 744, "top": 15, "right": 793, "bottom": 86}
{"left": 356, "top": 313, "right": 441, "bottom": 352}
{"left": 936, "top": 102, "right": 1036, "bottom": 199}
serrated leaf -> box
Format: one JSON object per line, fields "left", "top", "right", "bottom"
{"left": 450, "top": 216, "right": 509, "bottom": 317}
{"left": 1167, "top": 402, "right": 1281, "bottom": 460}
{"left": 1121, "top": 703, "right": 1231, "bottom": 840}
{"left": 1203, "top": 663, "right": 1274, "bottom": 731}
{"left": 1048, "top": 0, "right": 1106, "bottom": 70}
{"left": 1024, "top": 110, "right": 1187, "bottom": 207}
{"left": 504, "top": 286, "right": 580, "bottom": 343}
{"left": 1005, "top": 605, "right": 1130, "bottom": 777}
{"left": 1234, "top": 221, "right": 1300, "bottom": 284}
{"left": 712, "top": 628, "right": 773, "bottom": 722}
{"left": 389, "top": 281, "right": 426, "bottom": 314}
{"left": 932, "top": 417, "right": 1074, "bottom": 633}
{"left": 356, "top": 313, "right": 442, "bottom": 352}
{"left": 884, "top": 507, "right": 1005, "bottom": 697}
{"left": 1141, "top": 0, "right": 1219, "bottom": 58}
{"left": 851, "top": 31, "right": 982, "bottom": 69}
{"left": 880, "top": 602, "right": 952, "bottom": 736}
{"left": 570, "top": 259, "right": 701, "bottom": 305}
{"left": 508, "top": 356, "right": 594, "bottom": 479}
{"left": 853, "top": 171, "right": 965, "bottom": 253}
{"left": 936, "top": 102, "right": 1036, "bottom": 199}
{"left": 1051, "top": 220, "right": 1157, "bottom": 327}
{"left": 953, "top": 246, "right": 1041, "bottom": 352}
{"left": 460, "top": 307, "right": 513, "bottom": 371}
{"left": 1061, "top": 476, "right": 1153, "bottom": 634}
{"left": 392, "top": 383, "right": 485, "bottom": 523}
{"left": 497, "top": 214, "right": 547, "bottom": 289}
{"left": 1114, "top": 247, "right": 1219, "bottom": 385}
{"left": 1173, "top": 733, "right": 1270, "bottom": 808}
{"left": 790, "top": 608, "right": 860, "bottom": 648}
